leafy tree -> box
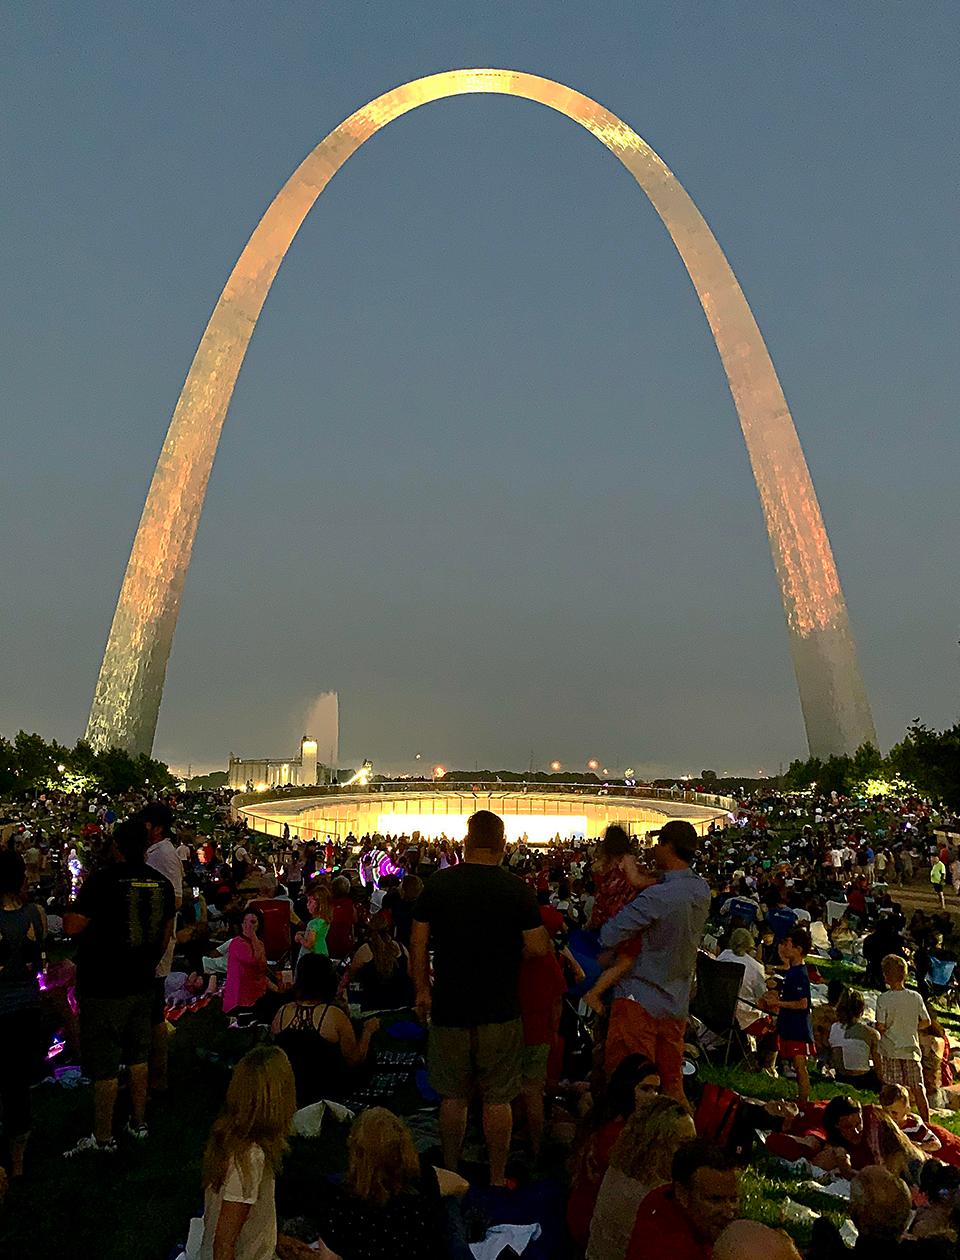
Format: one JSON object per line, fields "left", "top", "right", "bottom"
{"left": 13, "top": 731, "right": 57, "bottom": 789}
{"left": 0, "top": 736, "right": 17, "bottom": 795}
{"left": 849, "top": 742, "right": 884, "bottom": 786}
{"left": 68, "top": 739, "right": 98, "bottom": 778}
{"left": 888, "top": 722, "right": 960, "bottom": 808}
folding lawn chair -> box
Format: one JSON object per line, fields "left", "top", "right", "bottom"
{"left": 927, "top": 956, "right": 958, "bottom": 1006}
{"left": 689, "top": 951, "right": 750, "bottom": 1067}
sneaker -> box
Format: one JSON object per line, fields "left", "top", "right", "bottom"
{"left": 64, "top": 1134, "right": 117, "bottom": 1158}
{"left": 125, "top": 1120, "right": 149, "bottom": 1141}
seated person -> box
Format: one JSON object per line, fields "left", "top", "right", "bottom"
{"left": 340, "top": 911, "right": 414, "bottom": 1010}
{"left": 164, "top": 970, "right": 206, "bottom": 1005}
{"left": 911, "top": 1160, "right": 960, "bottom": 1244}
{"left": 625, "top": 1140, "right": 741, "bottom": 1260}
{"left": 567, "top": 1055, "right": 661, "bottom": 1249}
{"left": 223, "top": 909, "right": 272, "bottom": 1022}
{"left": 808, "top": 1097, "right": 869, "bottom": 1177}
{"left": 812, "top": 979, "right": 847, "bottom": 1058}
{"left": 715, "top": 1221, "right": 801, "bottom": 1260}
{"left": 326, "top": 876, "right": 358, "bottom": 960}
{"left": 271, "top": 954, "right": 378, "bottom": 1106}
{"left": 587, "top": 1095, "right": 695, "bottom": 1260}
{"left": 717, "top": 928, "right": 771, "bottom": 1037}
{"left": 314, "top": 1107, "right": 468, "bottom": 1260}
{"left": 809, "top": 1165, "right": 947, "bottom": 1259}
{"left": 830, "top": 988, "right": 882, "bottom": 1090}
{"left": 881, "top": 1083, "right": 941, "bottom": 1154}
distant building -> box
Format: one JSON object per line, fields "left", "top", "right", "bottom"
{"left": 228, "top": 735, "right": 333, "bottom": 792}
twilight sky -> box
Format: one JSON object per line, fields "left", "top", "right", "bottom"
{"left": 1, "top": 2, "right": 958, "bottom": 777}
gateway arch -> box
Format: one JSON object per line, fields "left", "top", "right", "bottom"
{"left": 86, "top": 68, "right": 876, "bottom": 760}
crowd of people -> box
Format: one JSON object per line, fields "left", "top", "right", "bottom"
{"left": 2, "top": 779, "right": 960, "bottom": 1257}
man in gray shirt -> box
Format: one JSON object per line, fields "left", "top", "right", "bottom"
{"left": 600, "top": 819, "right": 710, "bottom": 1099}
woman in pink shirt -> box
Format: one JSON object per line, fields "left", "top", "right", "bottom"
{"left": 223, "top": 910, "right": 268, "bottom": 1016}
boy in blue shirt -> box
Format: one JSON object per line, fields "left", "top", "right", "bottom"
{"left": 771, "top": 925, "right": 814, "bottom": 1104}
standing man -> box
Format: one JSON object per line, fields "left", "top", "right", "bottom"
{"left": 599, "top": 819, "right": 710, "bottom": 1098}
{"left": 140, "top": 802, "right": 183, "bottom": 1095}
{"left": 63, "top": 818, "right": 175, "bottom": 1155}
{"left": 411, "top": 810, "right": 550, "bottom": 1186}
{"left": 930, "top": 854, "right": 947, "bottom": 909}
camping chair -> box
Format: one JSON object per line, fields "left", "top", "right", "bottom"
{"left": 690, "top": 952, "right": 750, "bottom": 1067}
{"left": 927, "top": 957, "right": 958, "bottom": 1006}
{"left": 247, "top": 898, "right": 293, "bottom": 967}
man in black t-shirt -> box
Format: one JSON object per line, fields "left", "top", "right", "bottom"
{"left": 63, "top": 818, "right": 175, "bottom": 1156}
{"left": 411, "top": 810, "right": 550, "bottom": 1185}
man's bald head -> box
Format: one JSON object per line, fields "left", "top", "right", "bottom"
{"left": 850, "top": 1166, "right": 911, "bottom": 1240}
{"left": 714, "top": 1220, "right": 801, "bottom": 1260}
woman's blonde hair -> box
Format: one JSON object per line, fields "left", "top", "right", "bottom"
{"left": 202, "top": 1046, "right": 297, "bottom": 1194}
{"left": 345, "top": 1108, "right": 420, "bottom": 1206}
{"left": 368, "top": 911, "right": 400, "bottom": 979}
{"left": 875, "top": 1109, "right": 926, "bottom": 1167}
{"left": 609, "top": 1095, "right": 692, "bottom": 1183}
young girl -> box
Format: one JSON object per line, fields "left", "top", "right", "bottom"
{"left": 294, "top": 883, "right": 332, "bottom": 957}
{"left": 196, "top": 1045, "right": 334, "bottom": 1260}
{"left": 583, "top": 828, "right": 657, "bottom": 1015}
{"left": 772, "top": 925, "right": 815, "bottom": 1104}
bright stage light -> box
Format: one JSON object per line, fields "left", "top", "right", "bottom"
{"left": 377, "top": 812, "right": 587, "bottom": 844}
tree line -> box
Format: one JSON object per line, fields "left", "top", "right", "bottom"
{"left": 0, "top": 731, "right": 176, "bottom": 798}
{"left": 782, "top": 721, "right": 960, "bottom": 808}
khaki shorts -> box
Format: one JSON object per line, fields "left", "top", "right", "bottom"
{"left": 428, "top": 1019, "right": 523, "bottom": 1104}
{"left": 80, "top": 992, "right": 153, "bottom": 1081}
{"left": 521, "top": 1042, "right": 551, "bottom": 1083}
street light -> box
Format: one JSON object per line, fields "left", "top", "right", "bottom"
{"left": 550, "top": 760, "right": 561, "bottom": 772}
{"left": 587, "top": 759, "right": 599, "bottom": 771}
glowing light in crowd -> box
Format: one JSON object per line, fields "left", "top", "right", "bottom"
{"left": 84, "top": 67, "right": 875, "bottom": 762}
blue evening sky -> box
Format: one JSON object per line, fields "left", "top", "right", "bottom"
{"left": 1, "top": 2, "right": 957, "bottom": 775}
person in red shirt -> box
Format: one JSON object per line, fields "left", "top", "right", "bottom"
{"left": 626, "top": 1141, "right": 741, "bottom": 1260}
{"left": 566, "top": 1056, "right": 661, "bottom": 1249}
{"left": 326, "top": 875, "right": 358, "bottom": 959}
{"left": 517, "top": 904, "right": 569, "bottom": 1157}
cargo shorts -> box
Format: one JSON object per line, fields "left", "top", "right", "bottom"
{"left": 80, "top": 991, "right": 153, "bottom": 1081}
{"left": 428, "top": 1018, "right": 524, "bottom": 1104}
